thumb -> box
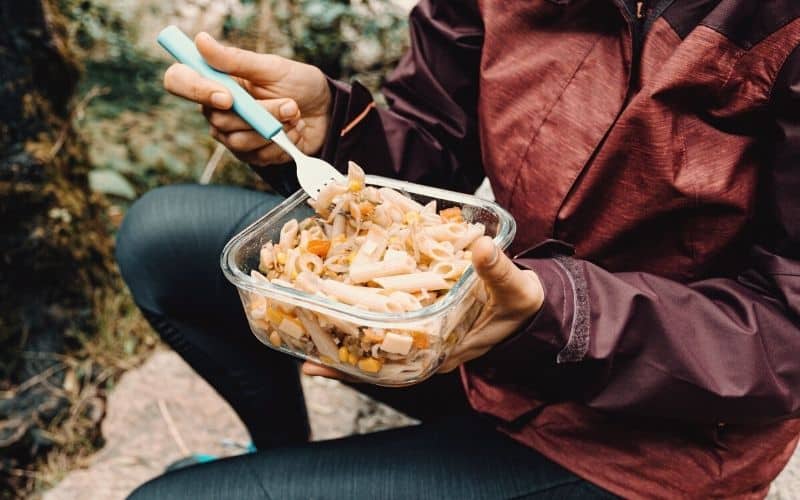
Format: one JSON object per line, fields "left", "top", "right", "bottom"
{"left": 471, "top": 236, "right": 542, "bottom": 307}
{"left": 195, "top": 32, "right": 288, "bottom": 83}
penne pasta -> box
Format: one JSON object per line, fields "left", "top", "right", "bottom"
{"left": 373, "top": 272, "right": 451, "bottom": 292}
{"left": 430, "top": 259, "right": 470, "bottom": 280}
{"left": 423, "top": 223, "right": 468, "bottom": 242}
{"left": 279, "top": 219, "right": 298, "bottom": 249}
{"left": 452, "top": 222, "right": 485, "bottom": 250}
{"left": 349, "top": 255, "right": 416, "bottom": 284}
{"left": 244, "top": 162, "right": 492, "bottom": 379}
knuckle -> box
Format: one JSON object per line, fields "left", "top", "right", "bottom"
{"left": 227, "top": 133, "right": 247, "bottom": 150}
{"left": 492, "top": 259, "right": 516, "bottom": 288}
{"left": 207, "top": 112, "right": 225, "bottom": 128}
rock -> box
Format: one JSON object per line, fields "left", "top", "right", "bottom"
{"left": 44, "top": 350, "right": 415, "bottom": 499}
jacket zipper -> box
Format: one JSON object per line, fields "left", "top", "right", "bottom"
{"left": 636, "top": 1, "right": 645, "bottom": 19}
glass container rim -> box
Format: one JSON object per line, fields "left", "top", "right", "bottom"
{"left": 221, "top": 175, "right": 516, "bottom": 324}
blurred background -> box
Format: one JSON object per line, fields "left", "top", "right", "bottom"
{"left": 0, "top": 0, "right": 412, "bottom": 497}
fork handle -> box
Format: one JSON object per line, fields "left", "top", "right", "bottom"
{"left": 157, "top": 25, "right": 284, "bottom": 139}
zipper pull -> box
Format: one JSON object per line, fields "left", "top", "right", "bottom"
{"left": 636, "top": 1, "right": 645, "bottom": 19}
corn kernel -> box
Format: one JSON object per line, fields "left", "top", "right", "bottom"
{"left": 266, "top": 307, "right": 284, "bottom": 326}
{"left": 276, "top": 252, "right": 287, "bottom": 265}
{"left": 404, "top": 212, "right": 420, "bottom": 225}
{"left": 348, "top": 180, "right": 363, "bottom": 192}
{"left": 268, "top": 330, "right": 282, "bottom": 347}
{"left": 347, "top": 352, "right": 359, "bottom": 366}
{"left": 291, "top": 270, "right": 298, "bottom": 280}
{"left": 357, "top": 357, "right": 383, "bottom": 373}
{"left": 440, "top": 207, "right": 463, "bottom": 222}
{"left": 346, "top": 252, "right": 356, "bottom": 264}
{"left": 338, "top": 346, "right": 349, "bottom": 363}
{"left": 319, "top": 355, "right": 335, "bottom": 365}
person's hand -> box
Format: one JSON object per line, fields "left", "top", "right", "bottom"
{"left": 163, "top": 32, "right": 331, "bottom": 166}
{"left": 437, "top": 236, "right": 544, "bottom": 372}
{"left": 301, "top": 236, "right": 544, "bottom": 380}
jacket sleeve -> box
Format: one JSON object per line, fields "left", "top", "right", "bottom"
{"left": 257, "top": 0, "right": 485, "bottom": 196}
{"left": 472, "top": 47, "right": 800, "bottom": 426}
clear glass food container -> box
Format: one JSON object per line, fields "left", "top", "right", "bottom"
{"left": 221, "top": 175, "right": 516, "bottom": 386}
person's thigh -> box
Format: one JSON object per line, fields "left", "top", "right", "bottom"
{"left": 347, "top": 370, "right": 473, "bottom": 422}
{"left": 116, "top": 184, "right": 310, "bottom": 448}
{"left": 129, "top": 415, "right": 615, "bottom": 500}
{"left": 116, "top": 183, "right": 280, "bottom": 321}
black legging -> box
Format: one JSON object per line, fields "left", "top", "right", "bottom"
{"left": 116, "top": 184, "right": 614, "bottom": 499}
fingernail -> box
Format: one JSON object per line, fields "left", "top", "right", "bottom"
{"left": 295, "top": 119, "right": 306, "bottom": 133}
{"left": 279, "top": 101, "right": 298, "bottom": 118}
{"left": 211, "top": 92, "right": 229, "bottom": 108}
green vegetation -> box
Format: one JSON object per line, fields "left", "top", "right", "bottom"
{"left": 4, "top": 0, "right": 407, "bottom": 497}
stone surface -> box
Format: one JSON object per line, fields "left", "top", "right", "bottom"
{"left": 44, "top": 350, "right": 415, "bottom": 500}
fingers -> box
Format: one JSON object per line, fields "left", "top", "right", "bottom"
{"left": 217, "top": 127, "right": 302, "bottom": 166}
{"left": 163, "top": 63, "right": 233, "bottom": 109}
{"left": 211, "top": 113, "right": 302, "bottom": 153}
{"left": 471, "top": 237, "right": 544, "bottom": 311}
{"left": 301, "top": 361, "right": 360, "bottom": 383}
{"left": 196, "top": 32, "right": 290, "bottom": 83}
{"left": 211, "top": 129, "right": 268, "bottom": 153}
{"left": 204, "top": 98, "right": 300, "bottom": 133}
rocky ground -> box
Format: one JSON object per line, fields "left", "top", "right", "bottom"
{"left": 43, "top": 351, "right": 415, "bottom": 499}
{"left": 44, "top": 349, "right": 800, "bottom": 499}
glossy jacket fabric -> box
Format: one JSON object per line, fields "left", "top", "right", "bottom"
{"left": 260, "top": 1, "right": 800, "bottom": 497}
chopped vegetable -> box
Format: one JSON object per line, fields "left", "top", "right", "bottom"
{"left": 308, "top": 239, "right": 331, "bottom": 258}
{"left": 411, "top": 331, "right": 430, "bottom": 349}
{"left": 358, "top": 357, "right": 383, "bottom": 373}
{"left": 268, "top": 331, "right": 282, "bottom": 347}
{"left": 440, "top": 206, "right": 464, "bottom": 222}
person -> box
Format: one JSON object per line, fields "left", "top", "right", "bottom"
{"left": 116, "top": 1, "right": 800, "bottom": 498}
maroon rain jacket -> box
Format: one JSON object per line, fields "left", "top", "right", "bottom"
{"left": 262, "top": 1, "right": 800, "bottom": 497}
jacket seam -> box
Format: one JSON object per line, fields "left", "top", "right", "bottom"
{"left": 699, "top": 12, "right": 798, "bottom": 51}
{"left": 504, "top": 33, "right": 604, "bottom": 209}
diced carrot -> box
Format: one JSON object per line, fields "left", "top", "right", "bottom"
{"left": 411, "top": 331, "right": 430, "bottom": 349}
{"left": 307, "top": 239, "right": 331, "bottom": 258}
{"left": 358, "top": 201, "right": 374, "bottom": 219}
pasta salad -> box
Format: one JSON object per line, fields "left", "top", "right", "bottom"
{"left": 242, "top": 162, "right": 487, "bottom": 380}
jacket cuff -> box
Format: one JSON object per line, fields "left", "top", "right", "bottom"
{"left": 490, "top": 239, "right": 591, "bottom": 365}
